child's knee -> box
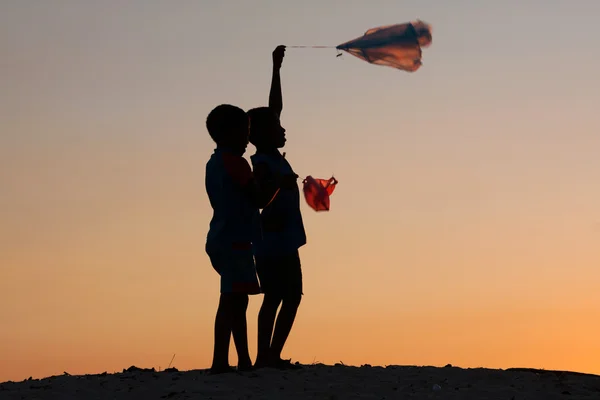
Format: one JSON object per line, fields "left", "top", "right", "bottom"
{"left": 220, "top": 293, "right": 249, "bottom": 310}
{"left": 263, "top": 294, "right": 282, "bottom": 308}
{"left": 283, "top": 294, "right": 302, "bottom": 308}
{"left": 235, "top": 293, "right": 249, "bottom": 309}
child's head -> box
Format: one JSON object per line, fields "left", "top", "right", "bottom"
{"left": 247, "top": 107, "right": 286, "bottom": 150}
{"left": 206, "top": 104, "right": 250, "bottom": 151}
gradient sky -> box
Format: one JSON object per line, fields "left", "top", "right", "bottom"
{"left": 2, "top": 0, "right": 600, "bottom": 382}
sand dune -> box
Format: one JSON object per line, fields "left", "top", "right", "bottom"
{"left": 2, "top": 364, "right": 599, "bottom": 399}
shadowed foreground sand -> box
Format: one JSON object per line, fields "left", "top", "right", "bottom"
{"left": 2, "top": 364, "right": 600, "bottom": 399}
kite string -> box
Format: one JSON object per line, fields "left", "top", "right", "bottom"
{"left": 287, "top": 45, "right": 336, "bottom": 48}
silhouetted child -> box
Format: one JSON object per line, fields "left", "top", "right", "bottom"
{"left": 247, "top": 46, "right": 306, "bottom": 370}
{"left": 204, "top": 104, "right": 263, "bottom": 374}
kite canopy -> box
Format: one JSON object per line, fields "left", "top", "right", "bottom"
{"left": 336, "top": 20, "right": 432, "bottom": 72}
{"left": 302, "top": 176, "right": 338, "bottom": 212}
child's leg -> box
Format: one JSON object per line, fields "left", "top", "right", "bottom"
{"left": 211, "top": 293, "right": 234, "bottom": 372}
{"left": 254, "top": 255, "right": 282, "bottom": 366}
{"left": 226, "top": 246, "right": 260, "bottom": 370}
{"left": 209, "top": 249, "right": 259, "bottom": 373}
{"left": 256, "top": 294, "right": 282, "bottom": 366}
{"left": 269, "top": 251, "right": 303, "bottom": 366}
{"left": 270, "top": 293, "right": 301, "bottom": 361}
{"left": 230, "top": 293, "right": 252, "bottom": 369}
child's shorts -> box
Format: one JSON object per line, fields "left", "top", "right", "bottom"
{"left": 255, "top": 250, "right": 303, "bottom": 300}
{"left": 209, "top": 247, "right": 260, "bottom": 295}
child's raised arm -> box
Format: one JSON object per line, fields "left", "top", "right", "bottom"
{"left": 269, "top": 45, "right": 285, "bottom": 118}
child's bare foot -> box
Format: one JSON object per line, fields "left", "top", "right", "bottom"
{"left": 237, "top": 361, "right": 253, "bottom": 372}
{"left": 209, "top": 365, "right": 236, "bottom": 375}
{"left": 253, "top": 358, "right": 269, "bottom": 369}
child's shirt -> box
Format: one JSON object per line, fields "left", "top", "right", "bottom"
{"left": 251, "top": 150, "right": 307, "bottom": 256}
{"left": 205, "top": 147, "right": 259, "bottom": 255}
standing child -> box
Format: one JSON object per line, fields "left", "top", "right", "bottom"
{"left": 204, "top": 104, "right": 262, "bottom": 374}
{"left": 247, "top": 46, "right": 306, "bottom": 369}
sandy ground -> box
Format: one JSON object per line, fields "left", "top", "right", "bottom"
{"left": 2, "top": 364, "right": 599, "bottom": 399}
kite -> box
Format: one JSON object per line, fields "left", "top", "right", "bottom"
{"left": 290, "top": 20, "right": 432, "bottom": 72}
{"left": 302, "top": 176, "right": 338, "bottom": 212}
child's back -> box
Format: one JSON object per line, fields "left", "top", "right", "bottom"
{"left": 206, "top": 147, "right": 259, "bottom": 256}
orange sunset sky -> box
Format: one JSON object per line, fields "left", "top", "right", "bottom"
{"left": 1, "top": 1, "right": 599, "bottom": 383}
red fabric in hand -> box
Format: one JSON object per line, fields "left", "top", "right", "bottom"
{"left": 302, "top": 176, "right": 338, "bottom": 211}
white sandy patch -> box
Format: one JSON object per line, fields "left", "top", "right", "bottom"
{"left": 2, "top": 364, "right": 600, "bottom": 399}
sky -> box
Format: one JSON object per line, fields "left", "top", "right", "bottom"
{"left": 1, "top": 0, "right": 599, "bottom": 382}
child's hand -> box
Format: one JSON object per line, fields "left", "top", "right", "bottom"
{"left": 272, "top": 45, "right": 286, "bottom": 70}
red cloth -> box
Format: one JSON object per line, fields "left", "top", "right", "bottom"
{"left": 221, "top": 152, "right": 253, "bottom": 187}
{"left": 302, "top": 176, "right": 338, "bottom": 211}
